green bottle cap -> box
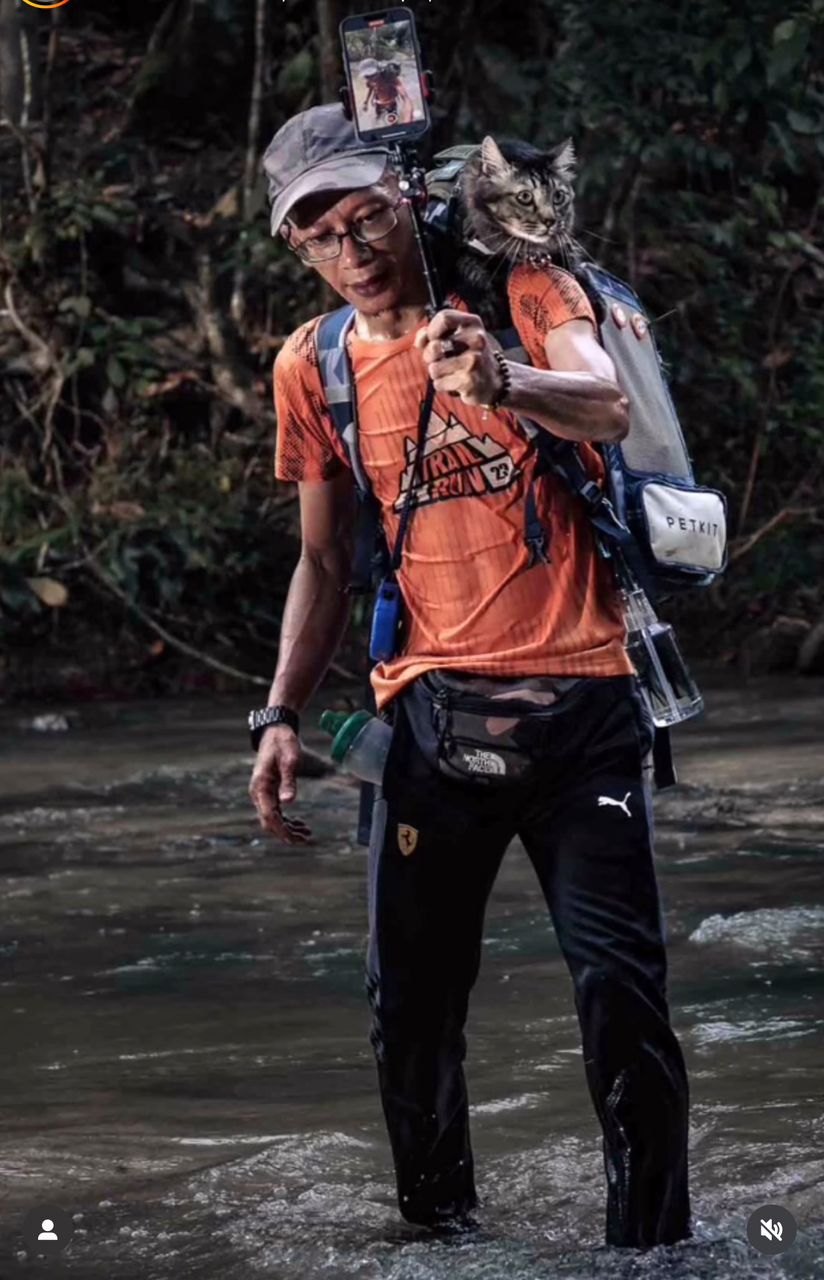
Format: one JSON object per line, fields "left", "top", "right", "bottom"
{"left": 319, "top": 708, "right": 373, "bottom": 764}
{"left": 319, "top": 710, "right": 347, "bottom": 737}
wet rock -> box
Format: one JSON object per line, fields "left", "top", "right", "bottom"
{"left": 741, "top": 615, "right": 811, "bottom": 674}
{"left": 798, "top": 617, "right": 824, "bottom": 675}
{"left": 28, "top": 713, "right": 72, "bottom": 732}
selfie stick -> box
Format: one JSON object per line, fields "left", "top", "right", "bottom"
{"left": 388, "top": 140, "right": 444, "bottom": 316}
{"left": 339, "top": 74, "right": 444, "bottom": 317}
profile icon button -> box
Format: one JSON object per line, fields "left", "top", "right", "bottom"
{"left": 21, "top": 1204, "right": 73, "bottom": 1257}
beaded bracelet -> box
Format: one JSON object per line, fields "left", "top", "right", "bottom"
{"left": 481, "top": 350, "right": 512, "bottom": 418}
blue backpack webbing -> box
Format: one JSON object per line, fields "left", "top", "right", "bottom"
{"left": 423, "top": 155, "right": 728, "bottom": 598}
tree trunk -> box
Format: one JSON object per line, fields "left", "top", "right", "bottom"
{"left": 1, "top": 0, "right": 48, "bottom": 215}
{"left": 316, "top": 0, "right": 341, "bottom": 312}
{"left": 126, "top": 0, "right": 224, "bottom": 134}
{"left": 230, "top": 0, "right": 267, "bottom": 333}
{"left": 36, "top": 10, "right": 61, "bottom": 200}
{"left": 316, "top": 0, "right": 340, "bottom": 106}
{"left": 0, "top": 0, "right": 43, "bottom": 127}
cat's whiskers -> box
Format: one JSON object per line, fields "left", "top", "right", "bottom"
{"left": 487, "top": 233, "right": 522, "bottom": 281}
{"left": 504, "top": 235, "right": 525, "bottom": 267}
{"left": 564, "top": 230, "right": 588, "bottom": 266}
{"left": 578, "top": 227, "right": 617, "bottom": 247}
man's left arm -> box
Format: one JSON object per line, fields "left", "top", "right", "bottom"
{"left": 416, "top": 311, "right": 629, "bottom": 444}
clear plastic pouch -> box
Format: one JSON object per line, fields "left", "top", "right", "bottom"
{"left": 621, "top": 588, "right": 703, "bottom": 727}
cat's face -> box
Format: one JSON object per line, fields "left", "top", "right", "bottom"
{"left": 462, "top": 135, "right": 576, "bottom": 259}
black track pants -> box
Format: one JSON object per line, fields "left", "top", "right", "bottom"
{"left": 363, "top": 675, "right": 691, "bottom": 1247}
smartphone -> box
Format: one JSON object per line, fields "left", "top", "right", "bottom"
{"left": 340, "top": 7, "right": 430, "bottom": 145}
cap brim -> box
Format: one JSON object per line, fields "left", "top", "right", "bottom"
{"left": 270, "top": 152, "right": 391, "bottom": 236}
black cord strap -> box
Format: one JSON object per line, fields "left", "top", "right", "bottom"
{"left": 388, "top": 378, "right": 436, "bottom": 575}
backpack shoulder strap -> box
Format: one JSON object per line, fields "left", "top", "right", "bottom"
{"left": 315, "top": 306, "right": 387, "bottom": 594}
{"left": 315, "top": 313, "right": 385, "bottom": 847}
{"left": 490, "top": 320, "right": 549, "bottom": 567}
{"left": 573, "top": 260, "right": 637, "bottom": 320}
{"left": 315, "top": 305, "right": 375, "bottom": 500}
{"left": 491, "top": 299, "right": 650, "bottom": 589}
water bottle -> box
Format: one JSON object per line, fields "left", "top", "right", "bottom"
{"left": 319, "top": 709, "right": 393, "bottom": 785}
{"left": 621, "top": 586, "right": 704, "bottom": 727}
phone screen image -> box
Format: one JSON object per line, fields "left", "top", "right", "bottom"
{"left": 342, "top": 11, "right": 428, "bottom": 143}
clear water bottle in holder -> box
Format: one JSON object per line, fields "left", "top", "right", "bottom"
{"left": 621, "top": 586, "right": 703, "bottom": 727}
{"left": 319, "top": 709, "right": 393, "bottom": 785}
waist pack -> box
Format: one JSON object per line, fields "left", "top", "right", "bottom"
{"left": 401, "top": 670, "right": 604, "bottom": 789}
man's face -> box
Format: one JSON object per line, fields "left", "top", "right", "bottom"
{"left": 283, "top": 176, "right": 426, "bottom": 316}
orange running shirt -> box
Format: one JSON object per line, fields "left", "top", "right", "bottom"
{"left": 274, "top": 263, "right": 632, "bottom": 711}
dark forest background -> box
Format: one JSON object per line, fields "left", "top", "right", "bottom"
{"left": 1, "top": 0, "right": 823, "bottom": 700}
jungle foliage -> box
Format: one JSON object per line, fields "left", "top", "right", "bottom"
{"left": 1, "top": 0, "right": 823, "bottom": 697}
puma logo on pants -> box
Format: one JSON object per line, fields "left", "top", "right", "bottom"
{"left": 598, "top": 791, "right": 632, "bottom": 818}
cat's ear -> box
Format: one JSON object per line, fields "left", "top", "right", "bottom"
{"left": 550, "top": 138, "right": 576, "bottom": 180}
{"left": 480, "top": 136, "right": 511, "bottom": 179}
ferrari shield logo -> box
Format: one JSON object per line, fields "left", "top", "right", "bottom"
{"left": 397, "top": 824, "right": 418, "bottom": 856}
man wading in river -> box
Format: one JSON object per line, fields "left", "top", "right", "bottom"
{"left": 248, "top": 104, "right": 692, "bottom": 1248}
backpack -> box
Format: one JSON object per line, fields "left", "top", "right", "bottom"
{"left": 423, "top": 144, "right": 729, "bottom": 598}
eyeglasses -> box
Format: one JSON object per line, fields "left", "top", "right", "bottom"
{"left": 288, "top": 197, "right": 403, "bottom": 264}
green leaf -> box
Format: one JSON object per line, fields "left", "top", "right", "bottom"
{"left": 92, "top": 204, "right": 130, "bottom": 228}
{"left": 58, "top": 295, "right": 92, "bottom": 318}
{"left": 276, "top": 49, "right": 314, "bottom": 96}
{"left": 712, "top": 80, "right": 729, "bottom": 112}
{"left": 0, "top": 561, "right": 42, "bottom": 617}
{"left": 787, "top": 110, "right": 821, "bottom": 135}
{"left": 106, "top": 356, "right": 126, "bottom": 388}
{"left": 768, "top": 26, "right": 809, "bottom": 83}
{"left": 772, "top": 19, "right": 797, "bottom": 43}
{"left": 732, "top": 45, "right": 752, "bottom": 74}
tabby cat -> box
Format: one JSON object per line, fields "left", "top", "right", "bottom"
{"left": 435, "top": 134, "right": 584, "bottom": 329}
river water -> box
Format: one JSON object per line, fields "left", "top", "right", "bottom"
{"left": 1, "top": 672, "right": 822, "bottom": 1278}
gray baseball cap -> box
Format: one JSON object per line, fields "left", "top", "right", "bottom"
{"left": 262, "top": 103, "right": 392, "bottom": 237}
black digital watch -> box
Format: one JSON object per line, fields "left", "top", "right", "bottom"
{"left": 248, "top": 705, "right": 300, "bottom": 751}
